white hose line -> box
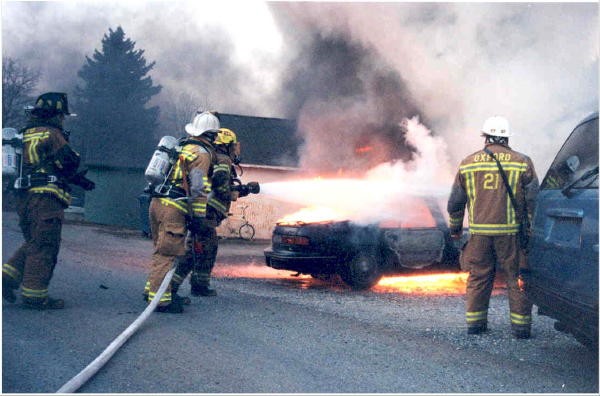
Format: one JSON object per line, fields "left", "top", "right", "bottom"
{"left": 56, "top": 267, "right": 176, "bottom": 393}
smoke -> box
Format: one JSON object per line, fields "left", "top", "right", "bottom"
{"left": 260, "top": 117, "right": 453, "bottom": 225}
{"left": 270, "top": 2, "right": 598, "bottom": 174}
{"left": 1, "top": 1, "right": 284, "bottom": 118}
{"left": 2, "top": 2, "right": 597, "bottom": 175}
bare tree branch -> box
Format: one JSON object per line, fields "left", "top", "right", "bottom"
{"left": 2, "top": 57, "right": 41, "bottom": 127}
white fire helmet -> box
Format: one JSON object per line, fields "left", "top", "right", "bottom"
{"left": 185, "top": 111, "right": 220, "bottom": 137}
{"left": 481, "top": 116, "right": 513, "bottom": 137}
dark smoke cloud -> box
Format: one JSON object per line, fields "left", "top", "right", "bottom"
{"left": 279, "top": 32, "right": 428, "bottom": 172}
{"left": 2, "top": 2, "right": 597, "bottom": 175}
{"left": 270, "top": 2, "right": 598, "bottom": 174}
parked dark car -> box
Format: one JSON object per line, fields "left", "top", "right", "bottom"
{"left": 264, "top": 197, "right": 466, "bottom": 290}
{"left": 526, "top": 112, "right": 598, "bottom": 349}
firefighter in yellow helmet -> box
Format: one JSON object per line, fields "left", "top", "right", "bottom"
{"left": 170, "top": 127, "right": 240, "bottom": 297}
{"left": 144, "top": 111, "right": 219, "bottom": 313}
{"left": 447, "top": 116, "right": 539, "bottom": 339}
{"left": 2, "top": 92, "right": 95, "bottom": 310}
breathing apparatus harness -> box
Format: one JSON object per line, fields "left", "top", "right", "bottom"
{"left": 148, "top": 136, "right": 217, "bottom": 200}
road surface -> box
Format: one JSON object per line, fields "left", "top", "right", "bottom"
{"left": 2, "top": 211, "right": 598, "bottom": 393}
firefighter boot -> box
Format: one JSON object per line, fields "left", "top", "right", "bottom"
{"left": 190, "top": 273, "right": 217, "bottom": 297}
{"left": 467, "top": 323, "right": 488, "bottom": 335}
{"left": 155, "top": 299, "right": 184, "bottom": 314}
{"left": 512, "top": 325, "right": 531, "bottom": 339}
{"left": 2, "top": 275, "right": 17, "bottom": 303}
{"left": 172, "top": 292, "right": 191, "bottom": 306}
{"left": 22, "top": 296, "right": 65, "bottom": 310}
{"left": 191, "top": 282, "right": 217, "bottom": 297}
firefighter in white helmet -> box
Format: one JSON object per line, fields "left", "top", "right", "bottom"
{"left": 170, "top": 127, "right": 240, "bottom": 297}
{"left": 144, "top": 110, "right": 220, "bottom": 312}
{"left": 447, "top": 115, "right": 539, "bottom": 338}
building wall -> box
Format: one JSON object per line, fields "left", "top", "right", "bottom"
{"left": 85, "top": 166, "right": 147, "bottom": 229}
{"left": 217, "top": 166, "right": 303, "bottom": 240}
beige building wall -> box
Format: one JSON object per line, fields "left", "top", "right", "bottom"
{"left": 217, "top": 165, "right": 304, "bottom": 240}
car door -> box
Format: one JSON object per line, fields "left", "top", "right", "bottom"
{"left": 381, "top": 197, "right": 446, "bottom": 269}
{"left": 529, "top": 114, "right": 599, "bottom": 309}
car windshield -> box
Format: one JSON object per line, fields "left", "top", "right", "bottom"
{"left": 541, "top": 116, "right": 599, "bottom": 191}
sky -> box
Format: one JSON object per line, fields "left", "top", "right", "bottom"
{"left": 1, "top": 1, "right": 598, "bottom": 176}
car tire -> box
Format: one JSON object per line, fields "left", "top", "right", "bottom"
{"left": 339, "top": 250, "right": 382, "bottom": 290}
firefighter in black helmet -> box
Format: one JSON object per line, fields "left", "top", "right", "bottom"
{"left": 2, "top": 92, "right": 95, "bottom": 310}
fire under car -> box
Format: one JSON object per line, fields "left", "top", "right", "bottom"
{"left": 264, "top": 197, "right": 467, "bottom": 290}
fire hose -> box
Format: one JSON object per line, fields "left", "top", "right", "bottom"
{"left": 56, "top": 266, "right": 176, "bottom": 393}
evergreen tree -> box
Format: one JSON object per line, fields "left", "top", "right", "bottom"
{"left": 74, "top": 26, "right": 161, "bottom": 166}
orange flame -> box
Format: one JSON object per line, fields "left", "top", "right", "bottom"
{"left": 355, "top": 145, "right": 374, "bottom": 154}
{"left": 374, "top": 272, "right": 469, "bottom": 295}
{"left": 277, "top": 206, "right": 346, "bottom": 225}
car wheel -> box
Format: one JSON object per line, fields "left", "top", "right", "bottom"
{"left": 339, "top": 251, "right": 382, "bottom": 290}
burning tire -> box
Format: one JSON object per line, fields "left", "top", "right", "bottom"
{"left": 339, "top": 250, "right": 382, "bottom": 290}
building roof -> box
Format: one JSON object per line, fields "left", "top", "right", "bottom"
{"left": 219, "top": 113, "right": 300, "bottom": 167}
{"left": 83, "top": 113, "right": 301, "bottom": 169}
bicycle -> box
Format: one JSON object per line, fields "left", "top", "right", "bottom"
{"left": 228, "top": 205, "right": 255, "bottom": 241}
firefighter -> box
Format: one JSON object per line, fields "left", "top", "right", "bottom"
{"left": 144, "top": 111, "right": 219, "bottom": 313}
{"left": 447, "top": 116, "right": 539, "bottom": 339}
{"left": 2, "top": 92, "right": 95, "bottom": 310}
{"left": 170, "top": 127, "right": 240, "bottom": 297}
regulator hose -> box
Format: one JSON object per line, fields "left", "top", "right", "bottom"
{"left": 56, "top": 267, "right": 176, "bottom": 393}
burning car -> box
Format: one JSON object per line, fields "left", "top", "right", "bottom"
{"left": 264, "top": 197, "right": 466, "bottom": 290}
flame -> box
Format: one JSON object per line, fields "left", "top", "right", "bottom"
{"left": 215, "top": 265, "right": 311, "bottom": 280}
{"left": 355, "top": 145, "right": 374, "bottom": 154}
{"left": 373, "top": 272, "right": 468, "bottom": 295}
{"left": 277, "top": 206, "right": 346, "bottom": 225}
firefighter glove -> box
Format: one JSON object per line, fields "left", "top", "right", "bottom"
{"left": 70, "top": 170, "right": 96, "bottom": 191}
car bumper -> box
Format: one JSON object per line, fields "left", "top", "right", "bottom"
{"left": 264, "top": 247, "right": 339, "bottom": 274}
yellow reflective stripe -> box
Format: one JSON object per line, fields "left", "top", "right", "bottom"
{"left": 23, "top": 131, "right": 50, "bottom": 140}
{"left": 29, "top": 138, "right": 40, "bottom": 164}
{"left": 158, "top": 197, "right": 189, "bottom": 214}
{"left": 465, "top": 172, "right": 476, "bottom": 223}
{"left": 148, "top": 291, "right": 172, "bottom": 303}
{"left": 172, "top": 273, "right": 184, "bottom": 285}
{"left": 213, "top": 164, "right": 230, "bottom": 174}
{"left": 466, "top": 310, "right": 487, "bottom": 323}
{"left": 510, "top": 312, "right": 532, "bottom": 325}
{"left": 144, "top": 281, "right": 150, "bottom": 293}
{"left": 208, "top": 198, "right": 227, "bottom": 213}
{"left": 30, "top": 185, "right": 71, "bottom": 205}
{"left": 469, "top": 223, "right": 520, "bottom": 235}
{"left": 22, "top": 287, "right": 48, "bottom": 298}
{"left": 460, "top": 162, "right": 528, "bottom": 173}
{"left": 3, "top": 263, "right": 20, "bottom": 279}
{"left": 449, "top": 216, "right": 463, "bottom": 227}
{"left": 180, "top": 147, "right": 197, "bottom": 161}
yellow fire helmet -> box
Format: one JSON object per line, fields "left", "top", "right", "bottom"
{"left": 215, "top": 128, "right": 237, "bottom": 145}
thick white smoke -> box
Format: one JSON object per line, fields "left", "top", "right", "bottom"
{"left": 260, "top": 117, "right": 453, "bottom": 225}
{"left": 271, "top": 2, "right": 598, "bottom": 174}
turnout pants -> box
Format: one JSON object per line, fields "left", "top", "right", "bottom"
{"left": 171, "top": 220, "right": 218, "bottom": 292}
{"left": 462, "top": 234, "right": 532, "bottom": 332}
{"left": 3, "top": 193, "right": 64, "bottom": 303}
{"left": 145, "top": 199, "right": 187, "bottom": 307}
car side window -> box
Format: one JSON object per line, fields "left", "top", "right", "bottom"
{"left": 541, "top": 117, "right": 599, "bottom": 190}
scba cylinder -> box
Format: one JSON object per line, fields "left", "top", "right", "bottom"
{"left": 2, "top": 128, "right": 22, "bottom": 177}
{"left": 144, "top": 136, "right": 179, "bottom": 185}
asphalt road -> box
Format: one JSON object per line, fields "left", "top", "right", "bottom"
{"left": 2, "top": 211, "right": 598, "bottom": 393}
